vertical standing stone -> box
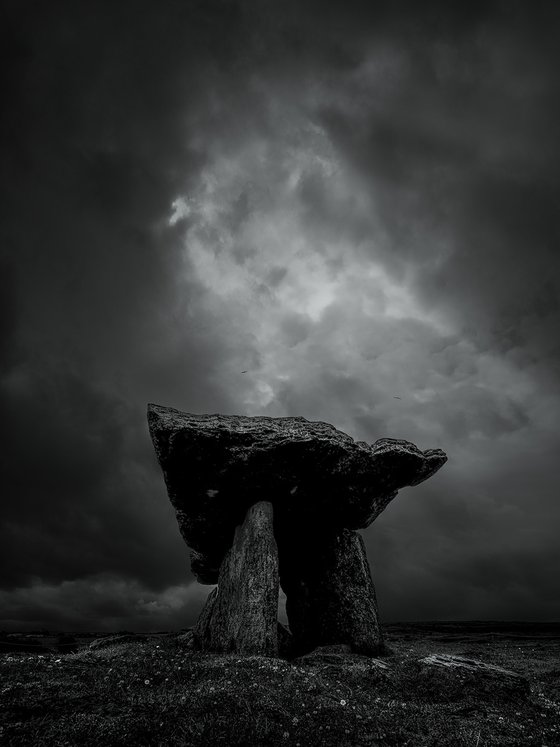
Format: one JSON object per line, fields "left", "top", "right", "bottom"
{"left": 193, "top": 501, "right": 279, "bottom": 656}
{"left": 279, "top": 528, "right": 384, "bottom": 656}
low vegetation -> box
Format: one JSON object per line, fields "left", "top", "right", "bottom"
{"left": 1, "top": 623, "right": 559, "bottom": 745}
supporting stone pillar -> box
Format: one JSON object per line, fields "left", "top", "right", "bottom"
{"left": 193, "top": 501, "right": 279, "bottom": 656}
{"left": 279, "top": 528, "right": 384, "bottom": 656}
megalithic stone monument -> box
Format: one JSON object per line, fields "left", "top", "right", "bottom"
{"left": 147, "top": 404, "right": 447, "bottom": 657}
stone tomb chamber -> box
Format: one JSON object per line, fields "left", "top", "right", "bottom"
{"left": 147, "top": 404, "right": 447, "bottom": 658}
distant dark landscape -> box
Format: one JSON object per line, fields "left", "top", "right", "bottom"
{"left": 2, "top": 622, "right": 559, "bottom": 746}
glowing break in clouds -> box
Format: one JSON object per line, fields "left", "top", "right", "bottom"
{"left": 169, "top": 123, "right": 452, "bottom": 419}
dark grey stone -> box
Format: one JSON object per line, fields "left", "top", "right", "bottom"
{"left": 413, "top": 654, "right": 530, "bottom": 701}
{"left": 147, "top": 404, "right": 447, "bottom": 583}
{"left": 279, "top": 528, "right": 384, "bottom": 656}
{"left": 193, "top": 501, "right": 279, "bottom": 656}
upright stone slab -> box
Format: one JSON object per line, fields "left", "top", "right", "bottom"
{"left": 193, "top": 501, "right": 279, "bottom": 656}
{"left": 279, "top": 528, "right": 383, "bottom": 656}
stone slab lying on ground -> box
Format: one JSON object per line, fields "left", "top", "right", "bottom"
{"left": 413, "top": 653, "right": 530, "bottom": 701}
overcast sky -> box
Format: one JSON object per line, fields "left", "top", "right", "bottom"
{"left": 1, "top": 0, "right": 559, "bottom": 632}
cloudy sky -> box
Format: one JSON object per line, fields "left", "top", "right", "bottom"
{"left": 2, "top": 0, "right": 559, "bottom": 632}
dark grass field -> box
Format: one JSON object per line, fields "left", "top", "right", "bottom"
{"left": 1, "top": 622, "right": 559, "bottom": 746}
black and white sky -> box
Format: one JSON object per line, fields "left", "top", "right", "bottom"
{"left": 2, "top": 0, "right": 559, "bottom": 632}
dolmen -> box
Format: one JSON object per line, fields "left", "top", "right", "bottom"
{"left": 147, "top": 404, "right": 447, "bottom": 658}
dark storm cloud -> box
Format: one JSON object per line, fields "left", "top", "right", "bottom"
{"left": 278, "top": 4, "right": 560, "bottom": 622}
{"left": 0, "top": 575, "right": 210, "bottom": 632}
{"left": 1, "top": 1, "right": 559, "bottom": 629}
{"left": 309, "top": 4, "right": 560, "bottom": 355}
{"left": 1, "top": 0, "right": 251, "bottom": 613}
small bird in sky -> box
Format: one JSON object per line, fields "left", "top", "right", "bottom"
{"left": 241, "top": 370, "right": 248, "bottom": 374}
{"left": 393, "top": 396, "right": 401, "bottom": 399}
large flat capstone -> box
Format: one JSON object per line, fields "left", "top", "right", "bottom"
{"left": 148, "top": 404, "right": 447, "bottom": 583}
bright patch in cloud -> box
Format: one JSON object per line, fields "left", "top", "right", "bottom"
{"left": 169, "top": 124, "right": 456, "bottom": 417}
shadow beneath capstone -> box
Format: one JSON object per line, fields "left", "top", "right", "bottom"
{"left": 276, "top": 592, "right": 394, "bottom": 662}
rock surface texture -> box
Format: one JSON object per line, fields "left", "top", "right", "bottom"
{"left": 147, "top": 404, "right": 446, "bottom": 583}
{"left": 279, "top": 528, "right": 384, "bottom": 655}
{"left": 193, "top": 501, "right": 279, "bottom": 656}
{"left": 415, "top": 654, "right": 530, "bottom": 701}
{"left": 148, "top": 403, "right": 447, "bottom": 658}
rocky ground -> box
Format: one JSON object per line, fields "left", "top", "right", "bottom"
{"left": 1, "top": 622, "right": 559, "bottom": 746}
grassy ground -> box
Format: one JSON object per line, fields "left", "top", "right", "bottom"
{"left": 1, "top": 623, "right": 559, "bottom": 746}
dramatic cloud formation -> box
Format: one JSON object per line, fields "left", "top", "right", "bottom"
{"left": 1, "top": 1, "right": 559, "bottom": 630}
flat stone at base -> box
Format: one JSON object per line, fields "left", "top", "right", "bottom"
{"left": 280, "top": 528, "right": 383, "bottom": 657}
{"left": 414, "top": 653, "right": 530, "bottom": 701}
{"left": 193, "top": 501, "right": 279, "bottom": 656}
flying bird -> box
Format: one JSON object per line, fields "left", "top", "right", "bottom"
{"left": 241, "top": 371, "right": 248, "bottom": 374}
{"left": 393, "top": 396, "right": 401, "bottom": 399}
